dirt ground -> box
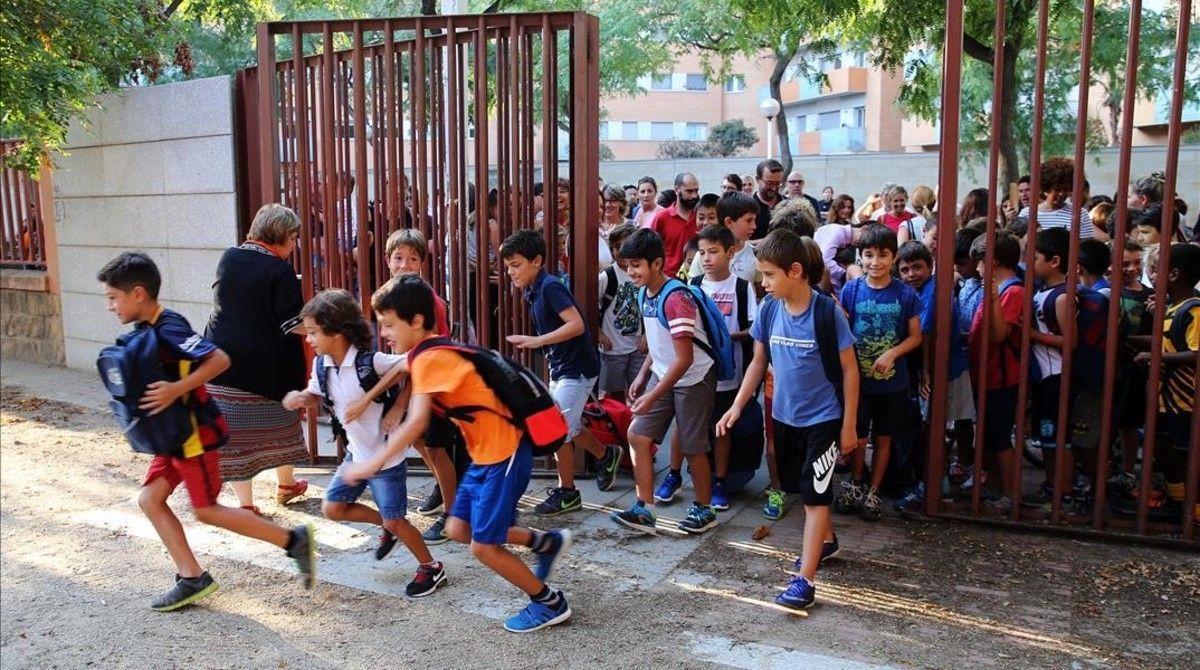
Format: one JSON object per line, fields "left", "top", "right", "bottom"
{"left": 1, "top": 387, "right": 1198, "bottom": 669}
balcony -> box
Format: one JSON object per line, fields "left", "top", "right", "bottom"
{"left": 782, "top": 67, "right": 870, "bottom": 103}
{"left": 791, "top": 127, "right": 867, "bottom": 155}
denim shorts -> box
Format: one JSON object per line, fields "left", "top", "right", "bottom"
{"left": 325, "top": 456, "right": 409, "bottom": 520}
{"left": 550, "top": 375, "right": 597, "bottom": 441}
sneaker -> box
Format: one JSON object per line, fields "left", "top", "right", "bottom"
{"left": 1107, "top": 469, "right": 1137, "bottom": 495}
{"left": 533, "top": 529, "right": 573, "bottom": 581}
{"left": 150, "top": 572, "right": 219, "bottom": 612}
{"left": 611, "top": 501, "right": 658, "bottom": 535}
{"left": 833, "top": 480, "right": 865, "bottom": 514}
{"left": 275, "top": 480, "right": 309, "bottom": 505}
{"left": 422, "top": 515, "right": 450, "bottom": 545}
{"left": 984, "top": 494, "right": 1013, "bottom": 514}
{"left": 775, "top": 575, "right": 815, "bottom": 610}
{"left": 962, "top": 468, "right": 988, "bottom": 491}
{"left": 406, "top": 562, "right": 447, "bottom": 598}
{"left": 654, "top": 472, "right": 683, "bottom": 504}
{"left": 679, "top": 503, "right": 718, "bottom": 535}
{"left": 711, "top": 481, "right": 730, "bottom": 511}
{"left": 894, "top": 482, "right": 926, "bottom": 518}
{"left": 288, "top": 523, "right": 317, "bottom": 589}
{"left": 534, "top": 487, "right": 583, "bottom": 516}
{"left": 792, "top": 534, "right": 840, "bottom": 570}
{"left": 948, "top": 461, "right": 967, "bottom": 486}
{"left": 860, "top": 488, "right": 883, "bottom": 521}
{"left": 595, "top": 445, "right": 622, "bottom": 492}
{"left": 417, "top": 484, "right": 444, "bottom": 517}
{"left": 762, "top": 488, "right": 785, "bottom": 520}
{"left": 375, "top": 530, "right": 398, "bottom": 561}
{"left": 503, "top": 594, "right": 572, "bottom": 633}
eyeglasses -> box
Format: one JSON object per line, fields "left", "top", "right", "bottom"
{"left": 787, "top": 179, "right": 804, "bottom": 185}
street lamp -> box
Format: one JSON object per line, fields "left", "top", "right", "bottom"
{"left": 760, "top": 97, "right": 781, "bottom": 159}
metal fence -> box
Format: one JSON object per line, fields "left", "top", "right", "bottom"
{"left": 0, "top": 140, "right": 49, "bottom": 271}
{"left": 925, "top": 0, "right": 1198, "bottom": 546}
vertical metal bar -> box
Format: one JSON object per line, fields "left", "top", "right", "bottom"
{"left": 569, "top": 13, "right": 600, "bottom": 329}
{"left": 292, "top": 25, "right": 314, "bottom": 301}
{"left": 447, "top": 22, "right": 465, "bottom": 342}
{"left": 475, "top": 17, "right": 492, "bottom": 349}
{"left": 322, "top": 28, "right": 340, "bottom": 292}
{"left": 256, "top": 24, "right": 280, "bottom": 205}
{"left": 384, "top": 21, "right": 400, "bottom": 237}
{"left": 925, "top": 0, "right": 965, "bottom": 517}
{"left": 1138, "top": 0, "right": 1192, "bottom": 534}
{"left": 352, "top": 23, "right": 371, "bottom": 310}
{"left": 497, "top": 26, "right": 513, "bottom": 356}
{"left": 541, "top": 17, "right": 558, "bottom": 285}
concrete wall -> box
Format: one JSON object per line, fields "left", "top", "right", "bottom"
{"left": 54, "top": 76, "right": 239, "bottom": 371}
{"left": 1, "top": 271, "right": 65, "bottom": 365}
{"left": 596, "top": 145, "right": 1200, "bottom": 210}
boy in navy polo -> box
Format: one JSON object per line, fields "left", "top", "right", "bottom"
{"left": 500, "top": 230, "right": 622, "bottom": 514}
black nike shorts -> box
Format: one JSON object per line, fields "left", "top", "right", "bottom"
{"left": 773, "top": 418, "right": 842, "bottom": 506}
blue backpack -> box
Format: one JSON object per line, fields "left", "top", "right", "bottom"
{"left": 638, "top": 278, "right": 736, "bottom": 381}
{"left": 97, "top": 327, "right": 196, "bottom": 457}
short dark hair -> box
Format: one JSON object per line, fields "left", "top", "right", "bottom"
{"left": 371, "top": 274, "right": 435, "bottom": 333}
{"left": 698, "top": 193, "right": 721, "bottom": 210}
{"left": 302, "top": 289, "right": 373, "bottom": 349}
{"left": 623, "top": 184, "right": 636, "bottom": 191}
{"left": 607, "top": 222, "right": 638, "bottom": 254}
{"left": 971, "top": 230, "right": 1022, "bottom": 269}
{"left": 857, "top": 223, "right": 898, "bottom": 254}
{"left": 955, "top": 228, "right": 984, "bottom": 262}
{"left": 499, "top": 229, "right": 546, "bottom": 262}
{"left": 1132, "top": 206, "right": 1162, "bottom": 232}
{"left": 1078, "top": 238, "right": 1111, "bottom": 277}
{"left": 657, "top": 189, "right": 677, "bottom": 208}
{"left": 696, "top": 224, "right": 735, "bottom": 250}
{"left": 1034, "top": 227, "right": 1070, "bottom": 269}
{"left": 723, "top": 173, "right": 743, "bottom": 190}
{"left": 619, "top": 228, "right": 665, "bottom": 264}
{"left": 1123, "top": 238, "right": 1144, "bottom": 253}
{"left": 1085, "top": 194, "right": 1114, "bottom": 212}
{"left": 1008, "top": 214, "right": 1030, "bottom": 238}
{"left": 898, "top": 240, "right": 933, "bottom": 267}
{"left": 637, "top": 176, "right": 658, "bottom": 190}
{"left": 717, "top": 191, "right": 759, "bottom": 224}
{"left": 1169, "top": 242, "right": 1200, "bottom": 287}
{"left": 756, "top": 158, "right": 784, "bottom": 180}
{"left": 533, "top": 181, "right": 544, "bottom": 197}
{"left": 755, "top": 229, "right": 823, "bottom": 286}
{"left": 97, "top": 251, "right": 162, "bottom": 299}
{"left": 684, "top": 235, "right": 701, "bottom": 253}
{"left": 1018, "top": 174, "right": 1031, "bottom": 186}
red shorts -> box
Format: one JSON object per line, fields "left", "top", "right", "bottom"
{"left": 142, "top": 450, "right": 223, "bottom": 508}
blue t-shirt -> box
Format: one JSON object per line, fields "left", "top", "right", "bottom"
{"left": 914, "top": 276, "right": 970, "bottom": 383}
{"left": 840, "top": 277, "right": 921, "bottom": 394}
{"left": 915, "top": 279, "right": 936, "bottom": 334}
{"left": 750, "top": 295, "right": 855, "bottom": 428}
{"left": 524, "top": 269, "right": 600, "bottom": 380}
{"left": 952, "top": 277, "right": 982, "bottom": 380}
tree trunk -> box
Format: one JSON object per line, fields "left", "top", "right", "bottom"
{"left": 996, "top": 44, "right": 1021, "bottom": 188}
{"left": 769, "top": 48, "right": 794, "bottom": 174}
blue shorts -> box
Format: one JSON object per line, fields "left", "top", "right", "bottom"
{"left": 325, "top": 456, "right": 409, "bottom": 520}
{"left": 449, "top": 441, "right": 533, "bottom": 544}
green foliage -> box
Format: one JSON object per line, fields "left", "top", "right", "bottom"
{"left": 656, "top": 139, "right": 707, "bottom": 160}
{"left": 706, "top": 118, "right": 757, "bottom": 156}
{"left": 598, "top": 144, "right": 615, "bottom": 161}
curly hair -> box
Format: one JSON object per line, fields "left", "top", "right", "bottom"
{"left": 1040, "top": 157, "right": 1075, "bottom": 191}
{"left": 300, "top": 289, "right": 373, "bottom": 350}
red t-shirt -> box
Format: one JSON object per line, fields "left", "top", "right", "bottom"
{"left": 651, "top": 205, "right": 697, "bottom": 277}
{"left": 879, "top": 210, "right": 917, "bottom": 234}
{"left": 969, "top": 281, "right": 1025, "bottom": 389}
{"left": 433, "top": 294, "right": 451, "bottom": 337}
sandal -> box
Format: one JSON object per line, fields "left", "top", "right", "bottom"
{"left": 275, "top": 480, "right": 309, "bottom": 505}
{"left": 241, "top": 505, "right": 264, "bottom": 517}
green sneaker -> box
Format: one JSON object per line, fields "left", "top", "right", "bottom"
{"left": 762, "top": 488, "right": 785, "bottom": 520}
{"left": 288, "top": 523, "right": 317, "bottom": 589}
{"left": 150, "top": 572, "right": 219, "bottom": 612}
{"left": 534, "top": 487, "right": 583, "bottom": 516}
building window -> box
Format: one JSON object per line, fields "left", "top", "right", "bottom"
{"left": 599, "top": 122, "right": 609, "bottom": 140}
{"left": 685, "top": 122, "right": 707, "bottom": 140}
{"left": 853, "top": 106, "right": 866, "bottom": 128}
{"left": 794, "top": 115, "right": 806, "bottom": 131}
{"left": 622, "top": 122, "right": 639, "bottom": 140}
{"left": 651, "top": 122, "right": 674, "bottom": 140}
{"left": 724, "top": 75, "right": 746, "bottom": 93}
{"left": 819, "top": 110, "right": 841, "bottom": 130}
{"left": 851, "top": 51, "right": 866, "bottom": 67}
{"left": 685, "top": 74, "right": 708, "bottom": 91}
{"left": 651, "top": 74, "right": 673, "bottom": 91}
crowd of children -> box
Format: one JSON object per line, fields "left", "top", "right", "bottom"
{"left": 98, "top": 156, "right": 1197, "bottom": 628}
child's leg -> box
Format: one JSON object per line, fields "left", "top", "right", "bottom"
{"left": 669, "top": 430, "right": 684, "bottom": 472}
{"left": 471, "top": 541, "right": 543, "bottom": 595}
{"left": 673, "top": 373, "right": 717, "bottom": 504}
{"left": 798, "top": 505, "right": 831, "bottom": 582}
{"left": 369, "top": 462, "right": 433, "bottom": 563}
{"left": 322, "top": 500, "right": 382, "bottom": 525}
{"left": 572, "top": 426, "right": 608, "bottom": 461}
{"left": 193, "top": 505, "right": 291, "bottom": 547}
{"left": 549, "top": 376, "right": 601, "bottom": 489}
{"left": 385, "top": 517, "right": 434, "bottom": 564}
{"left": 869, "top": 436, "right": 892, "bottom": 491}
{"left": 714, "top": 433, "right": 731, "bottom": 480}
{"left": 138, "top": 475, "right": 205, "bottom": 578}
{"left": 555, "top": 442, "right": 577, "bottom": 489}
{"left": 419, "top": 442, "right": 458, "bottom": 511}
{"left": 629, "top": 434, "right": 657, "bottom": 503}
{"left": 685, "top": 453, "right": 712, "bottom": 504}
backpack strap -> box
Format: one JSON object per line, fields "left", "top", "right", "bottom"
{"left": 759, "top": 296, "right": 781, "bottom": 363}
{"left": 813, "top": 294, "right": 845, "bottom": 403}
{"left": 736, "top": 278, "right": 750, "bottom": 333}
{"left": 599, "top": 266, "right": 619, "bottom": 318}
{"left": 689, "top": 274, "right": 703, "bottom": 288}
{"left": 353, "top": 349, "right": 396, "bottom": 413}
{"left": 1040, "top": 284, "right": 1068, "bottom": 336}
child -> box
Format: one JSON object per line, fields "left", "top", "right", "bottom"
{"left": 613, "top": 228, "right": 719, "bottom": 535}
{"left": 343, "top": 275, "right": 574, "bottom": 633}
{"left": 687, "top": 192, "right": 761, "bottom": 284}
{"left": 598, "top": 223, "right": 646, "bottom": 402}
{"left": 677, "top": 235, "right": 700, "bottom": 282}
{"left": 500, "top": 230, "right": 623, "bottom": 508}
{"left": 1113, "top": 240, "right": 1152, "bottom": 491}
{"left": 1078, "top": 238, "right": 1111, "bottom": 296}
{"left": 834, "top": 224, "right": 923, "bottom": 521}
{"left": 1131, "top": 206, "right": 1162, "bottom": 248}
{"left": 966, "top": 232, "right": 1026, "bottom": 512}
{"left": 97, "top": 252, "right": 315, "bottom": 611}
{"left": 695, "top": 193, "right": 721, "bottom": 230}
{"left": 716, "top": 229, "right": 858, "bottom": 610}
{"left": 1028, "top": 227, "right": 1076, "bottom": 505}
{"left": 683, "top": 224, "right": 757, "bottom": 510}
{"left": 282, "top": 290, "right": 445, "bottom": 597}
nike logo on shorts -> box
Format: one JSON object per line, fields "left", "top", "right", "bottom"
{"left": 812, "top": 442, "right": 840, "bottom": 495}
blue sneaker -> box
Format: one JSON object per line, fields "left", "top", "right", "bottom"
{"left": 776, "top": 575, "right": 816, "bottom": 610}
{"left": 503, "top": 594, "right": 572, "bottom": 633}
{"left": 792, "top": 534, "right": 840, "bottom": 570}
{"left": 654, "top": 472, "right": 683, "bottom": 503}
{"left": 894, "top": 482, "right": 926, "bottom": 518}
{"left": 679, "top": 503, "right": 718, "bottom": 535}
{"left": 611, "top": 501, "right": 658, "bottom": 535}
{"left": 711, "top": 481, "right": 730, "bottom": 511}
{"left": 762, "top": 488, "right": 785, "bottom": 520}
{"left": 533, "top": 529, "right": 573, "bottom": 581}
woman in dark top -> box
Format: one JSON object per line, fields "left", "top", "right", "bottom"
{"left": 205, "top": 204, "right": 310, "bottom": 513}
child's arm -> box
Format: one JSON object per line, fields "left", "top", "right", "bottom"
{"left": 282, "top": 389, "right": 321, "bottom": 411}
{"left": 381, "top": 381, "right": 413, "bottom": 433}
{"left": 838, "top": 345, "right": 860, "bottom": 454}
{"left": 629, "top": 348, "right": 654, "bottom": 401}
{"left": 341, "top": 392, "right": 433, "bottom": 484}
{"left": 631, "top": 334, "right": 692, "bottom": 415}
{"left": 715, "top": 341, "right": 767, "bottom": 435}
{"left": 344, "top": 358, "right": 409, "bottom": 423}
{"left": 1031, "top": 293, "right": 1072, "bottom": 349}
{"left": 140, "top": 349, "right": 231, "bottom": 415}
{"left": 872, "top": 315, "right": 922, "bottom": 375}
{"left": 508, "top": 305, "right": 586, "bottom": 349}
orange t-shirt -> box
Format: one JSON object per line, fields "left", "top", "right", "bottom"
{"left": 409, "top": 347, "right": 521, "bottom": 465}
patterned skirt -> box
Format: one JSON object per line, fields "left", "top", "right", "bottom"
{"left": 206, "top": 384, "right": 308, "bottom": 481}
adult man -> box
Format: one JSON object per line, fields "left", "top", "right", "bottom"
{"left": 751, "top": 160, "right": 787, "bottom": 240}
{"left": 650, "top": 172, "right": 700, "bottom": 276}
{"left": 785, "top": 171, "right": 821, "bottom": 216}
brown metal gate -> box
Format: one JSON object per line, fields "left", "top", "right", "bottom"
{"left": 925, "top": 0, "right": 1197, "bottom": 547}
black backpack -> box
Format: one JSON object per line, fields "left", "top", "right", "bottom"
{"left": 758, "top": 293, "right": 846, "bottom": 404}
{"left": 407, "top": 337, "right": 568, "bottom": 457}
{"left": 315, "top": 349, "right": 399, "bottom": 440}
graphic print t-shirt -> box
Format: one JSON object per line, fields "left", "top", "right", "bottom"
{"left": 840, "top": 277, "right": 920, "bottom": 394}
{"left": 701, "top": 274, "right": 757, "bottom": 391}
{"left": 598, "top": 265, "right": 642, "bottom": 356}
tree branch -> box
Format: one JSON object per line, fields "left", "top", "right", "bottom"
{"left": 163, "top": 0, "right": 184, "bottom": 18}
{"left": 962, "top": 32, "right": 994, "bottom": 64}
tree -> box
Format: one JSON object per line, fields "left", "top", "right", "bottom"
{"left": 599, "top": 144, "right": 615, "bottom": 161}
{"left": 656, "top": 139, "right": 707, "bottom": 160}
{"left": 706, "top": 118, "right": 757, "bottom": 156}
